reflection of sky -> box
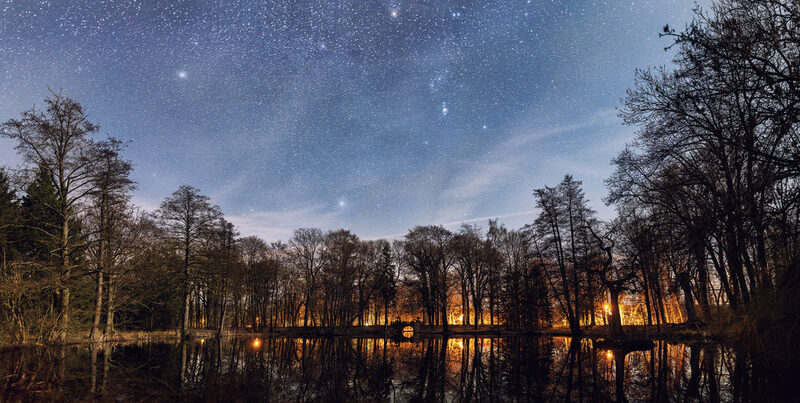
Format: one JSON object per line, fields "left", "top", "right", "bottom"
{"left": 1, "top": 1, "right": 702, "bottom": 241}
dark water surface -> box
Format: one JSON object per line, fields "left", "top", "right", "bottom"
{"left": 0, "top": 336, "right": 794, "bottom": 402}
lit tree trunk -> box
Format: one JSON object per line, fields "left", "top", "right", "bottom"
{"left": 91, "top": 201, "right": 106, "bottom": 342}
{"left": 105, "top": 275, "right": 115, "bottom": 336}
{"left": 91, "top": 269, "right": 104, "bottom": 342}
{"left": 463, "top": 283, "right": 470, "bottom": 326}
{"left": 182, "top": 239, "right": 191, "bottom": 338}
{"left": 587, "top": 272, "right": 596, "bottom": 326}
{"left": 56, "top": 211, "right": 71, "bottom": 343}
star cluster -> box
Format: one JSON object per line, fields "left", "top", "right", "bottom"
{"left": 0, "top": 0, "right": 702, "bottom": 240}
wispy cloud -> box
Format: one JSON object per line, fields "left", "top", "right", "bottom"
{"left": 226, "top": 203, "right": 341, "bottom": 242}
{"left": 432, "top": 109, "right": 616, "bottom": 224}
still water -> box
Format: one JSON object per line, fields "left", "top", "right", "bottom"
{"left": 0, "top": 336, "right": 793, "bottom": 402}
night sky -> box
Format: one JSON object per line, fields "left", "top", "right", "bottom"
{"left": 0, "top": 0, "right": 702, "bottom": 241}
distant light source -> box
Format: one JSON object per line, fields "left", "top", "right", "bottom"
{"left": 251, "top": 338, "right": 261, "bottom": 349}
{"left": 606, "top": 350, "right": 613, "bottom": 359}
{"left": 458, "top": 314, "right": 464, "bottom": 323}
{"left": 402, "top": 326, "right": 414, "bottom": 338}
{"left": 603, "top": 303, "right": 611, "bottom": 313}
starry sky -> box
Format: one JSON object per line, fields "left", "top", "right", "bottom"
{"left": 0, "top": 0, "right": 703, "bottom": 241}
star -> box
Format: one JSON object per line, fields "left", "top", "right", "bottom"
{"left": 441, "top": 103, "right": 448, "bottom": 115}
{"left": 177, "top": 70, "right": 187, "bottom": 79}
{"left": 338, "top": 200, "right": 345, "bottom": 207}
{"left": 390, "top": 10, "right": 398, "bottom": 18}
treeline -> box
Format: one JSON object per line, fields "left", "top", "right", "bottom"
{"left": 0, "top": 0, "right": 798, "bottom": 345}
{"left": 0, "top": 111, "right": 557, "bottom": 342}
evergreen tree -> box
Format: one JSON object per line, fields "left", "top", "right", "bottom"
{"left": 18, "top": 166, "right": 60, "bottom": 262}
{"left": 0, "top": 168, "right": 18, "bottom": 264}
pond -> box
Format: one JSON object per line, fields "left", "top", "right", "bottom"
{"left": 0, "top": 336, "right": 793, "bottom": 401}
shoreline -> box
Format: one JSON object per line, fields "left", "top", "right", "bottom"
{"left": 0, "top": 323, "right": 717, "bottom": 348}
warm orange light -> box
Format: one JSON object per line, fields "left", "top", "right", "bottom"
{"left": 603, "top": 303, "right": 611, "bottom": 313}
{"left": 606, "top": 350, "right": 613, "bottom": 359}
{"left": 199, "top": 338, "right": 205, "bottom": 344}
{"left": 251, "top": 338, "right": 261, "bottom": 349}
{"left": 458, "top": 314, "right": 464, "bottom": 323}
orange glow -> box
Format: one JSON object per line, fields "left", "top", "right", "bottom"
{"left": 251, "top": 338, "right": 261, "bottom": 349}
{"left": 606, "top": 350, "right": 613, "bottom": 359}
{"left": 458, "top": 314, "right": 464, "bottom": 323}
{"left": 603, "top": 303, "right": 610, "bottom": 313}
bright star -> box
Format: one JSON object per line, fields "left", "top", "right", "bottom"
{"left": 390, "top": 10, "right": 398, "bottom": 18}
{"left": 177, "top": 70, "right": 187, "bottom": 79}
{"left": 441, "top": 103, "right": 448, "bottom": 115}
{"left": 338, "top": 200, "right": 345, "bottom": 207}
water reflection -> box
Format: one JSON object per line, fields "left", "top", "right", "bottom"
{"left": 0, "top": 336, "right": 793, "bottom": 401}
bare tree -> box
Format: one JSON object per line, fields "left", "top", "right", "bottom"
{"left": 157, "top": 185, "right": 221, "bottom": 338}
{"left": 86, "top": 138, "right": 134, "bottom": 341}
{"left": 290, "top": 228, "right": 325, "bottom": 327}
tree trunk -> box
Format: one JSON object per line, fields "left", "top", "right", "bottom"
{"left": 181, "top": 239, "right": 191, "bottom": 338}
{"left": 91, "top": 196, "right": 107, "bottom": 343}
{"left": 678, "top": 271, "right": 700, "bottom": 324}
{"left": 91, "top": 270, "right": 104, "bottom": 342}
{"left": 57, "top": 216, "right": 71, "bottom": 343}
{"left": 608, "top": 286, "right": 625, "bottom": 340}
{"left": 105, "top": 276, "right": 115, "bottom": 335}
{"left": 218, "top": 297, "right": 226, "bottom": 337}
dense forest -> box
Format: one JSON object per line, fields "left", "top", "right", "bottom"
{"left": 0, "top": 0, "right": 798, "bottom": 350}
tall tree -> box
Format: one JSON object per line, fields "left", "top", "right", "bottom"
{"left": 87, "top": 138, "right": 134, "bottom": 341}
{"left": 402, "top": 226, "right": 453, "bottom": 332}
{"left": 373, "top": 240, "right": 398, "bottom": 326}
{"left": 290, "top": 228, "right": 325, "bottom": 327}
{"left": 534, "top": 175, "right": 594, "bottom": 335}
{"left": 2, "top": 93, "right": 102, "bottom": 342}
{"left": 157, "top": 185, "right": 221, "bottom": 338}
